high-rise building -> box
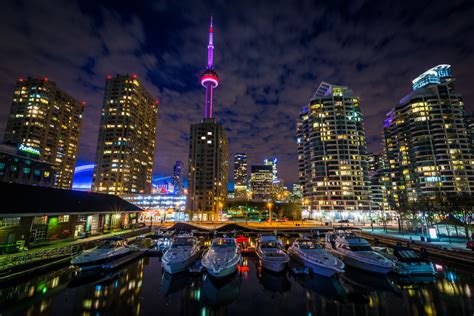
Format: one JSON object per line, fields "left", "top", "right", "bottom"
{"left": 250, "top": 165, "right": 273, "bottom": 201}
{"left": 188, "top": 17, "right": 229, "bottom": 221}
{"left": 297, "top": 82, "right": 370, "bottom": 215}
{"left": 172, "top": 160, "right": 183, "bottom": 194}
{"left": 383, "top": 65, "right": 473, "bottom": 204}
{"left": 92, "top": 74, "right": 158, "bottom": 195}
{"left": 233, "top": 153, "right": 247, "bottom": 199}
{"left": 465, "top": 112, "right": 474, "bottom": 155}
{"left": 3, "top": 77, "right": 83, "bottom": 189}
{"left": 263, "top": 157, "right": 279, "bottom": 183}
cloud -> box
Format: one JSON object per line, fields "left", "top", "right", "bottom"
{"left": 0, "top": 0, "right": 473, "bottom": 186}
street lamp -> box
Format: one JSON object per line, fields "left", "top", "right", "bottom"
{"left": 267, "top": 202, "right": 273, "bottom": 222}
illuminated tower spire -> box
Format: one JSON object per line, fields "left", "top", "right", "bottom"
{"left": 200, "top": 16, "right": 219, "bottom": 118}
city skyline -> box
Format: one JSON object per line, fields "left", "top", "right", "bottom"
{"left": 0, "top": 1, "right": 474, "bottom": 185}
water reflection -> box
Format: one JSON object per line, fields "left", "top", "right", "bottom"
{"left": 0, "top": 256, "right": 473, "bottom": 316}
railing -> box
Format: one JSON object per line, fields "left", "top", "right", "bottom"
{"left": 0, "top": 227, "right": 150, "bottom": 273}
{"left": 357, "top": 231, "right": 474, "bottom": 267}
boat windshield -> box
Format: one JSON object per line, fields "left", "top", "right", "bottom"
{"left": 260, "top": 241, "right": 278, "bottom": 248}
{"left": 395, "top": 249, "right": 422, "bottom": 262}
{"left": 298, "top": 241, "right": 319, "bottom": 249}
{"left": 171, "top": 237, "right": 195, "bottom": 248}
{"left": 348, "top": 245, "right": 372, "bottom": 251}
{"left": 97, "top": 240, "right": 120, "bottom": 249}
{"left": 212, "top": 239, "right": 235, "bottom": 248}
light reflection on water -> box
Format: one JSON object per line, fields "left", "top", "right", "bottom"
{"left": 0, "top": 256, "right": 473, "bottom": 316}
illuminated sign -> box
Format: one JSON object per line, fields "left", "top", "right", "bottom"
{"left": 18, "top": 144, "right": 40, "bottom": 156}
{"left": 428, "top": 227, "right": 438, "bottom": 239}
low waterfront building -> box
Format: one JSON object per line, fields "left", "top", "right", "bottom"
{"left": 0, "top": 143, "right": 55, "bottom": 187}
{"left": 121, "top": 193, "right": 187, "bottom": 221}
{"left": 0, "top": 182, "right": 141, "bottom": 252}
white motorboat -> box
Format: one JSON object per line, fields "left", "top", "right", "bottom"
{"left": 71, "top": 238, "right": 131, "bottom": 271}
{"left": 202, "top": 238, "right": 241, "bottom": 279}
{"left": 256, "top": 235, "right": 289, "bottom": 272}
{"left": 288, "top": 239, "right": 345, "bottom": 277}
{"left": 326, "top": 232, "right": 394, "bottom": 274}
{"left": 373, "top": 246, "right": 436, "bottom": 276}
{"left": 161, "top": 236, "right": 201, "bottom": 274}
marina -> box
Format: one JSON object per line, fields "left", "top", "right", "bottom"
{"left": 0, "top": 229, "right": 473, "bottom": 315}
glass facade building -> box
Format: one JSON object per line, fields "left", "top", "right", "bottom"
{"left": 233, "top": 153, "right": 248, "bottom": 199}
{"left": 250, "top": 165, "right": 273, "bottom": 201}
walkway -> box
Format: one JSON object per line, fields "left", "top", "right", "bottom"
{"left": 361, "top": 228, "right": 469, "bottom": 251}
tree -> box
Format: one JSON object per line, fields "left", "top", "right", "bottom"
{"left": 444, "top": 193, "right": 474, "bottom": 239}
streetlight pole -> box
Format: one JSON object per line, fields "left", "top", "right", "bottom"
{"left": 267, "top": 202, "right": 273, "bottom": 223}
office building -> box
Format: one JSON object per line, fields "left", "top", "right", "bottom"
{"left": 250, "top": 165, "right": 273, "bottom": 200}
{"left": 0, "top": 143, "right": 55, "bottom": 187}
{"left": 233, "top": 153, "right": 248, "bottom": 199}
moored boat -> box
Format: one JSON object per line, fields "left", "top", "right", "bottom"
{"left": 373, "top": 246, "right": 436, "bottom": 276}
{"left": 161, "top": 236, "right": 201, "bottom": 274}
{"left": 256, "top": 235, "right": 289, "bottom": 272}
{"left": 202, "top": 238, "right": 241, "bottom": 279}
{"left": 326, "top": 232, "right": 394, "bottom": 274}
{"left": 71, "top": 238, "right": 131, "bottom": 271}
{"left": 289, "top": 239, "right": 344, "bottom": 277}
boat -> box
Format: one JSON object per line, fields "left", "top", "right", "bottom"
{"left": 288, "top": 239, "right": 345, "bottom": 277}
{"left": 201, "top": 238, "right": 241, "bottom": 279}
{"left": 255, "top": 235, "right": 289, "bottom": 272}
{"left": 71, "top": 238, "right": 131, "bottom": 271}
{"left": 325, "top": 232, "right": 394, "bottom": 274}
{"left": 161, "top": 236, "right": 201, "bottom": 274}
{"left": 373, "top": 246, "right": 436, "bottom": 276}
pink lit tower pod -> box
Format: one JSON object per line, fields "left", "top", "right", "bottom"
{"left": 200, "top": 16, "right": 219, "bottom": 118}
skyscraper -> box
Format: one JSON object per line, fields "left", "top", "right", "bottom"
{"left": 3, "top": 77, "right": 83, "bottom": 189}
{"left": 233, "top": 153, "right": 248, "bottom": 199}
{"left": 172, "top": 160, "right": 183, "bottom": 194}
{"left": 263, "top": 157, "right": 279, "bottom": 183}
{"left": 297, "top": 82, "right": 370, "bottom": 216}
{"left": 188, "top": 17, "right": 229, "bottom": 221}
{"left": 250, "top": 165, "right": 273, "bottom": 200}
{"left": 383, "top": 65, "right": 473, "bottom": 204}
{"left": 92, "top": 74, "right": 158, "bottom": 195}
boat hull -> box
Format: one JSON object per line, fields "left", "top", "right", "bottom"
{"left": 206, "top": 263, "right": 238, "bottom": 279}
{"left": 341, "top": 255, "right": 392, "bottom": 274}
{"left": 161, "top": 253, "right": 199, "bottom": 274}
{"left": 260, "top": 258, "right": 287, "bottom": 273}
{"left": 289, "top": 252, "right": 339, "bottom": 277}
{"left": 72, "top": 251, "right": 131, "bottom": 271}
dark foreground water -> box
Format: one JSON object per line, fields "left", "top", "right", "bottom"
{"left": 0, "top": 256, "right": 473, "bottom": 316}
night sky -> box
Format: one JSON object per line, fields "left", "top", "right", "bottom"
{"left": 0, "top": 0, "right": 473, "bottom": 186}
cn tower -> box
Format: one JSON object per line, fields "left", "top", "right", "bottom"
{"left": 200, "top": 16, "right": 219, "bottom": 118}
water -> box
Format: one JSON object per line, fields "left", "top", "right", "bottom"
{"left": 0, "top": 255, "right": 473, "bottom": 316}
